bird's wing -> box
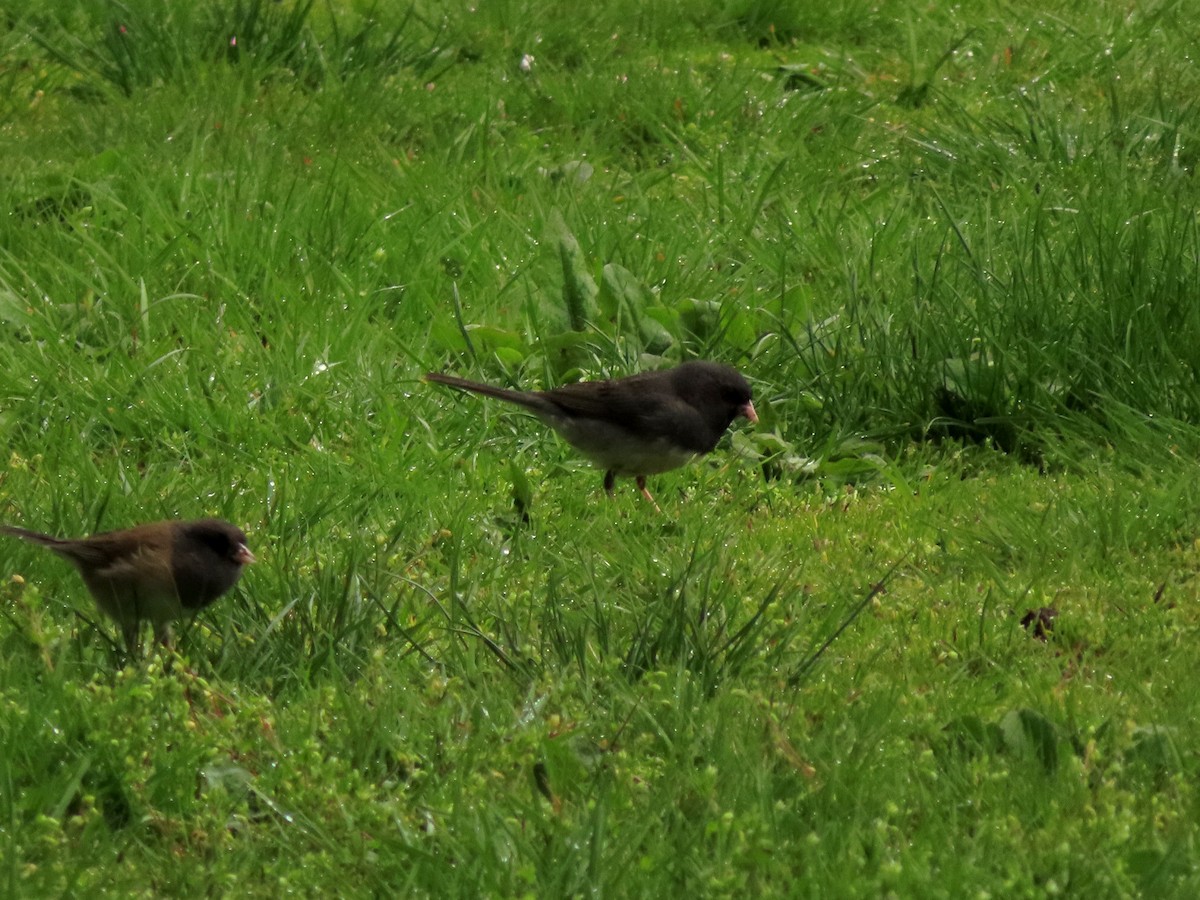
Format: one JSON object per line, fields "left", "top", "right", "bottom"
{"left": 79, "top": 531, "right": 177, "bottom": 595}
{"left": 543, "top": 378, "right": 709, "bottom": 446}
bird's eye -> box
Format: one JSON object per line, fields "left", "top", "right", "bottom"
{"left": 192, "top": 527, "right": 235, "bottom": 557}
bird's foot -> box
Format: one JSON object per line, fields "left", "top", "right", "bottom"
{"left": 636, "top": 476, "right": 663, "bottom": 514}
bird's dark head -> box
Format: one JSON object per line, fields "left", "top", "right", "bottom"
{"left": 673, "top": 361, "right": 758, "bottom": 428}
{"left": 185, "top": 519, "right": 257, "bottom": 568}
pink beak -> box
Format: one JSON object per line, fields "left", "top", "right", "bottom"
{"left": 741, "top": 401, "right": 758, "bottom": 424}
{"left": 235, "top": 543, "right": 257, "bottom": 566}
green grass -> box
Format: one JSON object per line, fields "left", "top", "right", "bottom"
{"left": 2, "top": 0, "right": 1200, "bottom": 894}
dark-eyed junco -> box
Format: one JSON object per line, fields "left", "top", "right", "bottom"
{"left": 1, "top": 518, "right": 255, "bottom": 653}
{"left": 426, "top": 360, "right": 758, "bottom": 507}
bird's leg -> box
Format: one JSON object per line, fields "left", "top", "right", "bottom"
{"left": 636, "top": 476, "right": 663, "bottom": 514}
{"left": 604, "top": 470, "right": 616, "bottom": 496}
{"left": 154, "top": 621, "right": 174, "bottom": 649}
{"left": 121, "top": 620, "right": 141, "bottom": 658}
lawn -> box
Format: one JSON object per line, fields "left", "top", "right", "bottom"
{"left": 2, "top": 0, "right": 1199, "bottom": 895}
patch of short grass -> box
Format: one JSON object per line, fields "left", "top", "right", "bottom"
{"left": 2, "top": 0, "right": 1200, "bottom": 895}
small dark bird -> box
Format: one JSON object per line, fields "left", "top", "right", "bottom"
{"left": 1, "top": 518, "right": 256, "bottom": 653}
{"left": 426, "top": 360, "right": 758, "bottom": 508}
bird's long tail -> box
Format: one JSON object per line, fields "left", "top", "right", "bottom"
{"left": 0, "top": 524, "right": 68, "bottom": 549}
{"left": 424, "top": 372, "right": 544, "bottom": 411}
